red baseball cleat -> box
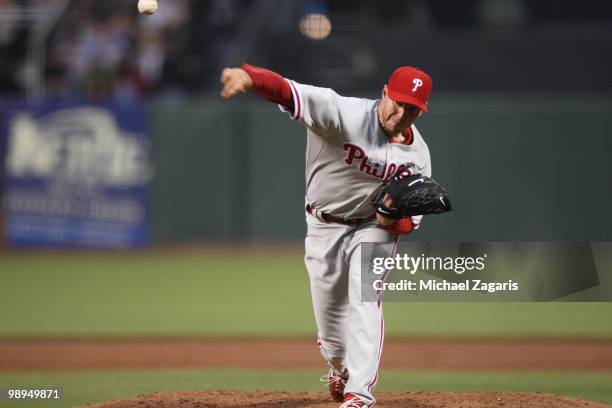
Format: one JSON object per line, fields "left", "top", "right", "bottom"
{"left": 321, "top": 368, "right": 348, "bottom": 402}
{"left": 340, "top": 393, "right": 369, "bottom": 407}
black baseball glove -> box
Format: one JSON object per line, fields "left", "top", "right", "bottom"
{"left": 373, "top": 173, "right": 452, "bottom": 219}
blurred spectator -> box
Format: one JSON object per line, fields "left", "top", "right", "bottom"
{"left": 139, "top": 0, "right": 189, "bottom": 92}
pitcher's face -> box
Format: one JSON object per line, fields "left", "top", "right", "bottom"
{"left": 378, "top": 85, "right": 422, "bottom": 135}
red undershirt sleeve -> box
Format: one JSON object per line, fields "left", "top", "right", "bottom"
{"left": 241, "top": 64, "right": 295, "bottom": 112}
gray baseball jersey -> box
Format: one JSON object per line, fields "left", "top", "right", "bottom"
{"left": 282, "top": 81, "right": 431, "bottom": 223}
{"left": 280, "top": 80, "right": 432, "bottom": 405}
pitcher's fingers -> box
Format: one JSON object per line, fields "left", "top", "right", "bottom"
{"left": 383, "top": 193, "right": 393, "bottom": 207}
{"left": 220, "top": 84, "right": 232, "bottom": 98}
{"left": 221, "top": 88, "right": 234, "bottom": 99}
{"left": 220, "top": 68, "right": 233, "bottom": 84}
{"left": 221, "top": 84, "right": 239, "bottom": 99}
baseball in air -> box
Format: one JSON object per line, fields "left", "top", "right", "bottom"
{"left": 138, "top": 0, "right": 158, "bottom": 15}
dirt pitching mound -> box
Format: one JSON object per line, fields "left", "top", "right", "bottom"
{"left": 84, "top": 391, "right": 610, "bottom": 408}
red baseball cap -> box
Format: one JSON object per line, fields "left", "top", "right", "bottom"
{"left": 386, "top": 66, "right": 432, "bottom": 112}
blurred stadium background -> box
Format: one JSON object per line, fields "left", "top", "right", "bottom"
{"left": 0, "top": 0, "right": 611, "bottom": 245}
{"left": 1, "top": 1, "right": 612, "bottom": 407}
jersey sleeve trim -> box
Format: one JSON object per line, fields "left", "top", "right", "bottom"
{"left": 411, "top": 215, "right": 423, "bottom": 230}
{"left": 277, "top": 79, "right": 303, "bottom": 121}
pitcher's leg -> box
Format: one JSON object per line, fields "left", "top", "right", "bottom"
{"left": 308, "top": 261, "right": 349, "bottom": 373}
{"left": 343, "top": 225, "right": 398, "bottom": 405}
{"left": 304, "top": 215, "right": 351, "bottom": 373}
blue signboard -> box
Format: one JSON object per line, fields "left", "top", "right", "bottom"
{"left": 1, "top": 100, "right": 151, "bottom": 248}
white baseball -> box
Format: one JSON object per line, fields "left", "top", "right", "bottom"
{"left": 138, "top": 0, "right": 158, "bottom": 15}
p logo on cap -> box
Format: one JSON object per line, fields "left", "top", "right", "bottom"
{"left": 387, "top": 66, "right": 432, "bottom": 112}
{"left": 412, "top": 78, "right": 423, "bottom": 92}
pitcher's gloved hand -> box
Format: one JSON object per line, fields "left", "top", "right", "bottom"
{"left": 374, "top": 173, "right": 452, "bottom": 219}
{"left": 376, "top": 193, "right": 415, "bottom": 235}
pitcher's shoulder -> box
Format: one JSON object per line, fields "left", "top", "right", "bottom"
{"left": 411, "top": 125, "right": 430, "bottom": 150}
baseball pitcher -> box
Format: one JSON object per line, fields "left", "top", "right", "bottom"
{"left": 220, "top": 63, "right": 435, "bottom": 407}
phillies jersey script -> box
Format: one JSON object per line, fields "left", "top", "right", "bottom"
{"left": 281, "top": 82, "right": 431, "bottom": 220}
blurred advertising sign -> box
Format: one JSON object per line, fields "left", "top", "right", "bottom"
{"left": 1, "top": 101, "right": 151, "bottom": 248}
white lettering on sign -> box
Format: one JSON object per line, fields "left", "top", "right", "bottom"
{"left": 6, "top": 107, "right": 151, "bottom": 186}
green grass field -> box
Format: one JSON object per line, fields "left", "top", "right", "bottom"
{"left": 1, "top": 250, "right": 612, "bottom": 338}
{"left": 1, "top": 250, "right": 611, "bottom": 408}
{"left": 1, "top": 369, "right": 611, "bottom": 408}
